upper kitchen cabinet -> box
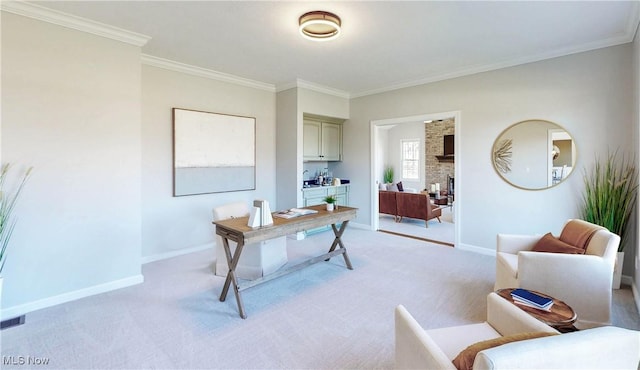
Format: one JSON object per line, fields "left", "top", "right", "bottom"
{"left": 303, "top": 118, "right": 343, "bottom": 161}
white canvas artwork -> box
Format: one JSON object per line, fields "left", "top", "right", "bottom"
{"left": 173, "top": 108, "right": 256, "bottom": 196}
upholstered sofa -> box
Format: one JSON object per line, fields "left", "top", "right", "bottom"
{"left": 379, "top": 190, "right": 442, "bottom": 227}
{"left": 395, "top": 292, "right": 640, "bottom": 369}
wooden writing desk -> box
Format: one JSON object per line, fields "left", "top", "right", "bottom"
{"left": 213, "top": 204, "right": 357, "bottom": 318}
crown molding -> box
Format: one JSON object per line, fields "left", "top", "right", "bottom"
{"left": 277, "top": 79, "right": 350, "bottom": 99}
{"left": 141, "top": 54, "right": 276, "bottom": 92}
{"left": 353, "top": 6, "right": 640, "bottom": 99}
{"left": 625, "top": 1, "right": 640, "bottom": 41}
{"left": 351, "top": 32, "right": 636, "bottom": 99}
{"left": 1, "top": 1, "right": 151, "bottom": 46}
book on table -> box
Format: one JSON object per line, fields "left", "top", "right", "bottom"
{"left": 512, "top": 297, "right": 554, "bottom": 311}
{"left": 511, "top": 288, "right": 554, "bottom": 310}
{"left": 273, "top": 208, "right": 319, "bottom": 219}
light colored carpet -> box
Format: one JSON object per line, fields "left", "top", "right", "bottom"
{"left": 378, "top": 206, "right": 454, "bottom": 245}
{"left": 1, "top": 228, "right": 638, "bottom": 369}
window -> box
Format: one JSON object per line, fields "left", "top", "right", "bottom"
{"left": 401, "top": 139, "right": 420, "bottom": 180}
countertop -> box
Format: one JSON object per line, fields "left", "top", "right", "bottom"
{"left": 301, "top": 183, "right": 350, "bottom": 191}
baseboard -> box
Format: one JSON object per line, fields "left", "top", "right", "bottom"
{"left": 457, "top": 243, "right": 495, "bottom": 256}
{"left": 141, "top": 243, "right": 214, "bottom": 264}
{"left": 349, "top": 222, "right": 371, "bottom": 230}
{"left": 621, "top": 275, "right": 633, "bottom": 286}
{"left": 1, "top": 275, "right": 144, "bottom": 319}
{"left": 631, "top": 280, "right": 640, "bottom": 317}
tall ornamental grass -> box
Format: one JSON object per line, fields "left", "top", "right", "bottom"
{"left": 0, "top": 164, "right": 31, "bottom": 273}
{"left": 581, "top": 151, "right": 638, "bottom": 252}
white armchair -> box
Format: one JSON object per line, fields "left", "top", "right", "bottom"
{"left": 395, "top": 293, "right": 640, "bottom": 370}
{"left": 213, "top": 202, "right": 287, "bottom": 280}
{"left": 494, "top": 219, "right": 620, "bottom": 328}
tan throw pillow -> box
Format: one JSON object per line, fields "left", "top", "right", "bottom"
{"left": 532, "top": 232, "right": 586, "bottom": 254}
{"left": 452, "top": 332, "right": 558, "bottom": 370}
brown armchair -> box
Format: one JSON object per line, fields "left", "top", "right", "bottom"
{"left": 396, "top": 192, "right": 442, "bottom": 227}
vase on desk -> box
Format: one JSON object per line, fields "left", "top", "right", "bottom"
{"left": 326, "top": 203, "right": 334, "bottom": 211}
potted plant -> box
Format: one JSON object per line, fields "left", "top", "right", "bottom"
{"left": 581, "top": 151, "right": 638, "bottom": 289}
{"left": 324, "top": 195, "right": 337, "bottom": 211}
{"left": 0, "top": 164, "right": 31, "bottom": 308}
{"left": 384, "top": 166, "right": 394, "bottom": 184}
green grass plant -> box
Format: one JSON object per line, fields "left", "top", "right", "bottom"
{"left": 0, "top": 164, "right": 32, "bottom": 273}
{"left": 383, "top": 166, "right": 394, "bottom": 184}
{"left": 581, "top": 151, "right": 638, "bottom": 251}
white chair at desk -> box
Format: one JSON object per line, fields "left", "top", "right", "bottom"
{"left": 213, "top": 202, "right": 288, "bottom": 280}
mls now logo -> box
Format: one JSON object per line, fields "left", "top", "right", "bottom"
{"left": 3, "top": 356, "right": 50, "bottom": 365}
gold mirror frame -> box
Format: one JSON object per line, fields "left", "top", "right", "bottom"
{"left": 492, "top": 119, "right": 577, "bottom": 190}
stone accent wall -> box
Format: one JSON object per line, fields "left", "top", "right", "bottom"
{"left": 425, "top": 118, "right": 455, "bottom": 193}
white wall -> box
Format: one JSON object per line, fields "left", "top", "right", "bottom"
{"left": 1, "top": 13, "right": 143, "bottom": 315}
{"left": 384, "top": 122, "right": 424, "bottom": 191}
{"left": 141, "top": 65, "right": 277, "bottom": 259}
{"left": 345, "top": 45, "right": 634, "bottom": 253}
{"left": 298, "top": 88, "right": 349, "bottom": 120}
{"left": 376, "top": 128, "right": 389, "bottom": 185}
{"left": 275, "top": 88, "right": 298, "bottom": 210}
{"left": 276, "top": 87, "right": 349, "bottom": 210}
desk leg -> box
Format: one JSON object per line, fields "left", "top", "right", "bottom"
{"left": 327, "top": 221, "right": 353, "bottom": 270}
{"left": 219, "top": 237, "right": 247, "bottom": 319}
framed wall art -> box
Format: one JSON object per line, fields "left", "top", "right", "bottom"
{"left": 173, "top": 108, "right": 256, "bottom": 196}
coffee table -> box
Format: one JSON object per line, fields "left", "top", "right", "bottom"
{"left": 496, "top": 288, "right": 578, "bottom": 332}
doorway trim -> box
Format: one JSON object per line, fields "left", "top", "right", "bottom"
{"left": 370, "top": 111, "right": 461, "bottom": 247}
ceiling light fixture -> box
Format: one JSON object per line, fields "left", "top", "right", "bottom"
{"left": 299, "top": 11, "right": 341, "bottom": 41}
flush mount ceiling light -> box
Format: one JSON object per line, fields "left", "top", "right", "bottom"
{"left": 299, "top": 11, "right": 341, "bottom": 41}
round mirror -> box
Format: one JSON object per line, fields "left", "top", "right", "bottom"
{"left": 492, "top": 119, "right": 577, "bottom": 190}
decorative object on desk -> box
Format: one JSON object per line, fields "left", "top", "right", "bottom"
{"left": 173, "top": 108, "right": 255, "bottom": 196}
{"left": 332, "top": 178, "right": 341, "bottom": 186}
{"left": 493, "top": 138, "right": 512, "bottom": 174}
{"left": 247, "top": 199, "right": 273, "bottom": 227}
{"left": 383, "top": 165, "right": 394, "bottom": 184}
{"left": 274, "top": 208, "right": 318, "bottom": 219}
{"left": 581, "top": 150, "right": 638, "bottom": 289}
{"left": 324, "top": 195, "right": 337, "bottom": 211}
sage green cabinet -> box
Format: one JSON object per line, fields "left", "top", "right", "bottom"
{"left": 303, "top": 119, "right": 342, "bottom": 161}
{"left": 301, "top": 185, "right": 350, "bottom": 234}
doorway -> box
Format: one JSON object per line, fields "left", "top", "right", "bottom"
{"left": 370, "top": 111, "right": 461, "bottom": 246}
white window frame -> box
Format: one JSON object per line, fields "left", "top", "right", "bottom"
{"left": 401, "top": 138, "right": 420, "bottom": 181}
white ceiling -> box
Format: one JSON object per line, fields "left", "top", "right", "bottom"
{"left": 28, "top": 1, "right": 640, "bottom": 97}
